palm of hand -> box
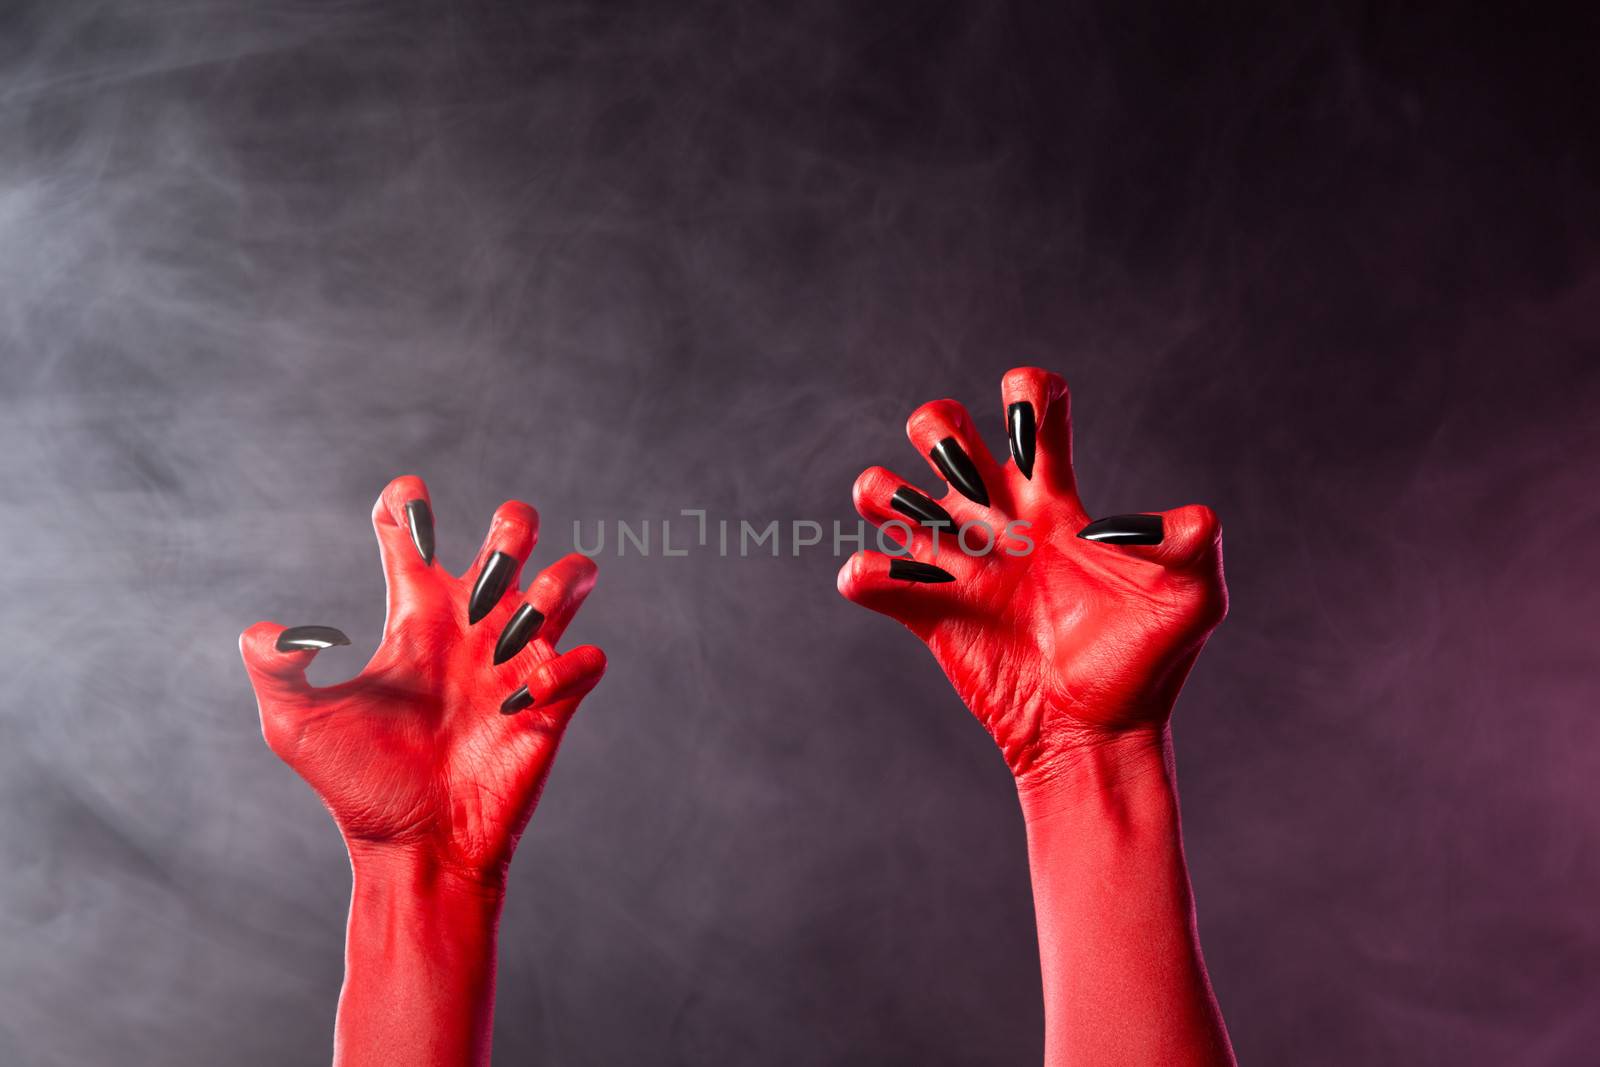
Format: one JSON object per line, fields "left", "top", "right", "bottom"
{"left": 273, "top": 607, "right": 557, "bottom": 872}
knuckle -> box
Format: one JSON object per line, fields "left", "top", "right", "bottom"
{"left": 906, "top": 398, "right": 964, "bottom": 438}
{"left": 852, "top": 468, "right": 887, "bottom": 508}
{"left": 1002, "top": 367, "right": 1042, "bottom": 393}
{"left": 496, "top": 500, "right": 538, "bottom": 526}
{"left": 1003, "top": 366, "right": 1067, "bottom": 400}
{"left": 1186, "top": 504, "right": 1222, "bottom": 545}
{"left": 375, "top": 475, "right": 426, "bottom": 523}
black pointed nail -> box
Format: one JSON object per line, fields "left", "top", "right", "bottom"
{"left": 1008, "top": 402, "right": 1036, "bottom": 480}
{"left": 468, "top": 551, "right": 517, "bottom": 625}
{"left": 888, "top": 558, "right": 956, "bottom": 584}
{"left": 1077, "top": 514, "right": 1165, "bottom": 545}
{"left": 929, "top": 437, "right": 989, "bottom": 507}
{"left": 890, "top": 487, "right": 954, "bottom": 529}
{"left": 499, "top": 686, "right": 535, "bottom": 714}
{"left": 405, "top": 499, "right": 435, "bottom": 564}
{"left": 275, "top": 625, "right": 351, "bottom": 652}
{"left": 493, "top": 604, "right": 546, "bottom": 665}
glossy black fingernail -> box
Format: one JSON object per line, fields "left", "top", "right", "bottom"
{"left": 275, "top": 625, "right": 351, "bottom": 652}
{"left": 1008, "top": 402, "right": 1036, "bottom": 480}
{"left": 493, "top": 604, "right": 546, "bottom": 665}
{"left": 1077, "top": 514, "right": 1165, "bottom": 545}
{"left": 499, "top": 686, "right": 535, "bottom": 714}
{"left": 929, "top": 437, "right": 989, "bottom": 507}
{"left": 405, "top": 499, "right": 435, "bottom": 564}
{"left": 890, "top": 487, "right": 954, "bottom": 529}
{"left": 888, "top": 558, "right": 956, "bottom": 584}
{"left": 468, "top": 551, "right": 516, "bottom": 625}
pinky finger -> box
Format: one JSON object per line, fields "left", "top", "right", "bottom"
{"left": 500, "top": 645, "right": 608, "bottom": 716}
{"left": 835, "top": 550, "right": 962, "bottom": 626}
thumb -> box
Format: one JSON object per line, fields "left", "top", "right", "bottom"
{"left": 1078, "top": 504, "right": 1223, "bottom": 575}
{"left": 239, "top": 621, "right": 345, "bottom": 733}
{"left": 1123, "top": 504, "right": 1224, "bottom": 576}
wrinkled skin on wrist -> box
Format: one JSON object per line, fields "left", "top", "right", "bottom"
{"left": 240, "top": 475, "right": 606, "bottom": 884}
{"left": 837, "top": 368, "right": 1226, "bottom": 797}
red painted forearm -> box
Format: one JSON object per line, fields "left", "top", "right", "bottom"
{"left": 335, "top": 848, "right": 506, "bottom": 1067}
{"left": 839, "top": 367, "right": 1234, "bottom": 1063}
{"left": 241, "top": 476, "right": 607, "bottom": 1065}
{"left": 1019, "top": 730, "right": 1233, "bottom": 1067}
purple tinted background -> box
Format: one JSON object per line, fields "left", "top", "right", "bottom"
{"left": 2, "top": 2, "right": 1597, "bottom": 1064}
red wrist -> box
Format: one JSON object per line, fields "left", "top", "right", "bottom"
{"left": 1015, "top": 725, "right": 1176, "bottom": 826}
{"left": 347, "top": 842, "right": 510, "bottom": 907}
{"left": 336, "top": 844, "right": 504, "bottom": 1067}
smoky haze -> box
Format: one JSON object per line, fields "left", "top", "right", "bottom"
{"left": 2, "top": 2, "right": 1598, "bottom": 1064}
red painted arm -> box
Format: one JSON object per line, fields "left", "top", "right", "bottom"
{"left": 240, "top": 475, "right": 606, "bottom": 1067}
{"left": 838, "top": 368, "right": 1235, "bottom": 1066}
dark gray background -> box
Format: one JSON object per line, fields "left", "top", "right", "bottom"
{"left": 3, "top": 2, "right": 1598, "bottom": 1064}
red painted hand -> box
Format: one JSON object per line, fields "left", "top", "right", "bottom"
{"left": 239, "top": 474, "right": 606, "bottom": 885}
{"left": 837, "top": 367, "right": 1226, "bottom": 795}
{"left": 839, "top": 369, "right": 1236, "bottom": 1065}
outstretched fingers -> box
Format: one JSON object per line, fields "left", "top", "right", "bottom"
{"left": 500, "top": 645, "right": 608, "bottom": 718}
{"left": 463, "top": 500, "right": 540, "bottom": 625}
{"left": 835, "top": 549, "right": 966, "bottom": 630}
{"left": 851, "top": 465, "right": 961, "bottom": 559}
{"left": 491, "top": 553, "right": 599, "bottom": 665}
{"left": 1000, "top": 367, "right": 1078, "bottom": 501}
{"left": 372, "top": 475, "right": 438, "bottom": 615}
{"left": 905, "top": 398, "right": 1008, "bottom": 514}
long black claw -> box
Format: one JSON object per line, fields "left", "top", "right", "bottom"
{"left": 468, "top": 551, "right": 517, "bottom": 625}
{"left": 1077, "top": 514, "right": 1165, "bottom": 545}
{"left": 405, "top": 499, "right": 435, "bottom": 564}
{"left": 890, "top": 487, "right": 954, "bottom": 529}
{"left": 1008, "top": 402, "right": 1036, "bottom": 480}
{"left": 888, "top": 558, "right": 956, "bottom": 584}
{"left": 493, "top": 604, "right": 546, "bottom": 665}
{"left": 929, "top": 437, "right": 990, "bottom": 507}
{"left": 276, "top": 625, "right": 351, "bottom": 652}
{"left": 500, "top": 686, "right": 535, "bottom": 714}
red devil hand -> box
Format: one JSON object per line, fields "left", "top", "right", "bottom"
{"left": 239, "top": 475, "right": 605, "bottom": 1067}
{"left": 241, "top": 474, "right": 605, "bottom": 882}
{"left": 839, "top": 369, "right": 1234, "bottom": 1066}
{"left": 837, "top": 367, "right": 1226, "bottom": 800}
